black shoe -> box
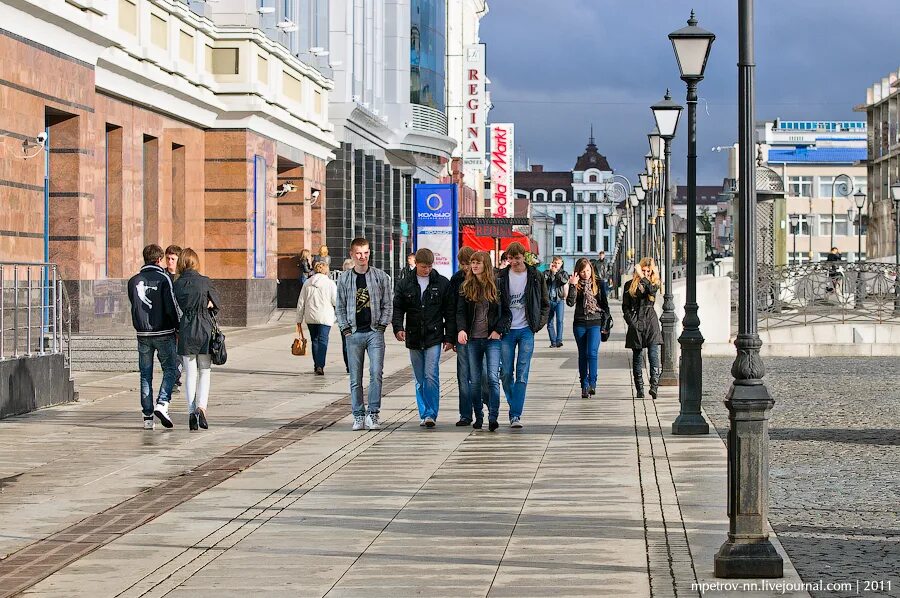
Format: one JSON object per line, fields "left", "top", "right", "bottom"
{"left": 557, "top": 342, "right": 563, "bottom": 348}
{"left": 488, "top": 419, "right": 499, "bottom": 432}
{"left": 189, "top": 412, "right": 199, "bottom": 431}
{"left": 455, "top": 418, "right": 472, "bottom": 427}
{"left": 549, "top": 343, "right": 556, "bottom": 348}
{"left": 589, "top": 386, "right": 596, "bottom": 396}
{"left": 315, "top": 367, "right": 324, "bottom": 376}
{"left": 472, "top": 419, "right": 483, "bottom": 430}
{"left": 197, "top": 409, "right": 208, "bottom": 430}
{"left": 581, "top": 388, "right": 589, "bottom": 399}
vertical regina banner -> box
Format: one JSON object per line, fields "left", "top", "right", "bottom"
{"left": 413, "top": 184, "right": 459, "bottom": 279}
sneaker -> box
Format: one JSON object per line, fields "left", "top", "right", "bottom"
{"left": 424, "top": 416, "right": 435, "bottom": 428}
{"left": 488, "top": 419, "right": 499, "bottom": 432}
{"left": 197, "top": 408, "right": 208, "bottom": 430}
{"left": 314, "top": 367, "right": 325, "bottom": 376}
{"left": 557, "top": 342, "right": 564, "bottom": 348}
{"left": 365, "top": 413, "right": 381, "bottom": 430}
{"left": 143, "top": 417, "right": 155, "bottom": 430}
{"left": 510, "top": 417, "right": 523, "bottom": 429}
{"left": 455, "top": 418, "right": 471, "bottom": 427}
{"left": 189, "top": 412, "right": 199, "bottom": 431}
{"left": 419, "top": 419, "right": 426, "bottom": 427}
{"left": 589, "top": 386, "right": 596, "bottom": 396}
{"left": 352, "top": 415, "right": 365, "bottom": 431}
{"left": 154, "top": 402, "right": 174, "bottom": 428}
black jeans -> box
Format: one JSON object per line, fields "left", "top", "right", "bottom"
{"left": 631, "top": 344, "right": 661, "bottom": 376}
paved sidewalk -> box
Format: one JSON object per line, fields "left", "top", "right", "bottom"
{"left": 0, "top": 305, "right": 808, "bottom": 597}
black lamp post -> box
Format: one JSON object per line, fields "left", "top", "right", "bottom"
{"left": 714, "top": 0, "right": 783, "bottom": 578}
{"left": 789, "top": 213, "right": 799, "bottom": 265}
{"left": 853, "top": 190, "right": 866, "bottom": 307}
{"left": 651, "top": 90, "right": 683, "bottom": 387}
{"left": 891, "top": 182, "right": 900, "bottom": 314}
{"left": 629, "top": 192, "right": 639, "bottom": 267}
{"left": 670, "top": 10, "right": 714, "bottom": 435}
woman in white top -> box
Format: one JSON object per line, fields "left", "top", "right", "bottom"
{"left": 296, "top": 261, "right": 338, "bottom": 375}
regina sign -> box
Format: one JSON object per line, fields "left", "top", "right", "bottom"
{"left": 490, "top": 123, "right": 514, "bottom": 218}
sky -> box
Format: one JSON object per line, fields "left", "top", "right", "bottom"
{"left": 480, "top": 0, "right": 900, "bottom": 186}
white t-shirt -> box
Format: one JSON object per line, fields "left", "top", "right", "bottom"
{"left": 508, "top": 269, "right": 528, "bottom": 330}
{"left": 417, "top": 275, "right": 430, "bottom": 299}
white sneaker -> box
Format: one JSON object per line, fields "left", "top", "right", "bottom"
{"left": 352, "top": 415, "right": 365, "bottom": 431}
{"left": 143, "top": 417, "right": 155, "bottom": 430}
{"left": 510, "top": 417, "right": 523, "bottom": 429}
{"left": 365, "top": 413, "right": 381, "bottom": 430}
{"left": 154, "top": 402, "right": 173, "bottom": 429}
{"left": 424, "top": 416, "right": 435, "bottom": 428}
{"left": 419, "top": 419, "right": 426, "bottom": 427}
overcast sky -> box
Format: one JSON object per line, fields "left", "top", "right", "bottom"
{"left": 480, "top": 0, "right": 899, "bottom": 186}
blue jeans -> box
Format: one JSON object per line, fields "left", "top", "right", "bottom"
{"left": 573, "top": 324, "right": 602, "bottom": 390}
{"left": 500, "top": 327, "right": 535, "bottom": 421}
{"left": 547, "top": 300, "right": 564, "bottom": 345}
{"left": 306, "top": 323, "right": 330, "bottom": 369}
{"left": 346, "top": 330, "right": 385, "bottom": 416}
{"left": 456, "top": 342, "right": 474, "bottom": 421}
{"left": 137, "top": 334, "right": 178, "bottom": 417}
{"left": 632, "top": 344, "right": 661, "bottom": 375}
{"left": 467, "top": 338, "right": 501, "bottom": 422}
{"left": 410, "top": 344, "right": 442, "bottom": 420}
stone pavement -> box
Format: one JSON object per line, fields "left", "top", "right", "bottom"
{"left": 0, "top": 305, "right": 809, "bottom": 597}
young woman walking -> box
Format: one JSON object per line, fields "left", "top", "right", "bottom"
{"left": 173, "top": 248, "right": 222, "bottom": 430}
{"left": 456, "top": 251, "right": 509, "bottom": 431}
{"left": 622, "top": 258, "right": 663, "bottom": 399}
{"left": 298, "top": 249, "right": 312, "bottom": 287}
{"left": 296, "top": 261, "right": 338, "bottom": 375}
{"left": 566, "top": 258, "right": 610, "bottom": 398}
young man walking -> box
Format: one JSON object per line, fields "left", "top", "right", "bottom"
{"left": 127, "top": 244, "right": 181, "bottom": 430}
{"left": 448, "top": 246, "right": 475, "bottom": 425}
{"left": 164, "top": 244, "right": 183, "bottom": 388}
{"left": 592, "top": 251, "right": 610, "bottom": 296}
{"left": 496, "top": 242, "right": 550, "bottom": 428}
{"left": 336, "top": 238, "right": 393, "bottom": 431}
{"left": 544, "top": 256, "right": 569, "bottom": 348}
{"left": 393, "top": 248, "right": 454, "bottom": 428}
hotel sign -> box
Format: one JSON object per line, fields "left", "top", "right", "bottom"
{"left": 463, "top": 44, "right": 485, "bottom": 169}
{"left": 490, "top": 123, "right": 514, "bottom": 218}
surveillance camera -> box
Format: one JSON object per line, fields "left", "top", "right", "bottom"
{"left": 311, "top": 189, "right": 320, "bottom": 199}
{"left": 283, "top": 183, "right": 296, "bottom": 193}
{"left": 35, "top": 132, "right": 47, "bottom": 145}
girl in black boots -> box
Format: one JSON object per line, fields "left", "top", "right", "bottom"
{"left": 622, "top": 258, "right": 663, "bottom": 399}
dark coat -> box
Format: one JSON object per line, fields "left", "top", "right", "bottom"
{"left": 622, "top": 278, "right": 662, "bottom": 349}
{"left": 392, "top": 269, "right": 453, "bottom": 350}
{"left": 447, "top": 269, "right": 467, "bottom": 338}
{"left": 566, "top": 279, "right": 610, "bottom": 325}
{"left": 456, "top": 285, "right": 509, "bottom": 338}
{"left": 127, "top": 264, "right": 180, "bottom": 337}
{"left": 543, "top": 268, "right": 568, "bottom": 302}
{"left": 496, "top": 265, "right": 550, "bottom": 333}
{"left": 174, "top": 269, "right": 222, "bottom": 355}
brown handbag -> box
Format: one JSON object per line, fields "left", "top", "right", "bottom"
{"left": 291, "top": 337, "right": 307, "bottom": 356}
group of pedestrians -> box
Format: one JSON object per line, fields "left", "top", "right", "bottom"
{"left": 128, "top": 244, "right": 221, "bottom": 432}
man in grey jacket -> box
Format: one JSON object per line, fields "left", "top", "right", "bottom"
{"left": 336, "top": 237, "right": 394, "bottom": 431}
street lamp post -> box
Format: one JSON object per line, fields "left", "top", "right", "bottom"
{"left": 830, "top": 174, "right": 854, "bottom": 248}
{"left": 891, "top": 183, "right": 900, "bottom": 314}
{"left": 789, "top": 213, "right": 799, "bottom": 265}
{"left": 651, "top": 91, "right": 682, "bottom": 387}
{"left": 714, "top": 0, "right": 783, "bottom": 578}
{"left": 609, "top": 210, "right": 622, "bottom": 296}
{"left": 853, "top": 190, "right": 866, "bottom": 307}
{"left": 670, "top": 10, "right": 714, "bottom": 435}
{"left": 629, "top": 192, "right": 639, "bottom": 267}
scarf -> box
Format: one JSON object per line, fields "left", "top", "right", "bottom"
{"left": 582, "top": 283, "right": 600, "bottom": 315}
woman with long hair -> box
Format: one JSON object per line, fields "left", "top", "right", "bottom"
{"left": 566, "top": 258, "right": 610, "bottom": 398}
{"left": 298, "top": 249, "right": 312, "bottom": 287}
{"left": 312, "top": 245, "right": 331, "bottom": 267}
{"left": 622, "top": 257, "right": 663, "bottom": 399}
{"left": 173, "top": 248, "right": 222, "bottom": 430}
{"left": 456, "top": 251, "right": 509, "bottom": 431}
{"left": 296, "top": 261, "right": 337, "bottom": 375}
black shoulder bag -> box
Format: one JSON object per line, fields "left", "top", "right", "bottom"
{"left": 210, "top": 311, "right": 227, "bottom": 365}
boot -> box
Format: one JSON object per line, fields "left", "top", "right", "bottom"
{"left": 633, "top": 369, "right": 645, "bottom": 398}
{"left": 649, "top": 367, "right": 661, "bottom": 400}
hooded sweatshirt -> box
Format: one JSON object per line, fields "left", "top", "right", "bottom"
{"left": 296, "top": 272, "right": 338, "bottom": 326}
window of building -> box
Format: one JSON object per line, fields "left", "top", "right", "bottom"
{"left": 253, "top": 155, "right": 267, "bottom": 278}
{"left": 257, "top": 55, "right": 269, "bottom": 84}
{"left": 589, "top": 174, "right": 597, "bottom": 182}
{"left": 788, "top": 176, "right": 813, "bottom": 198}
{"left": 552, "top": 190, "right": 565, "bottom": 202}
{"left": 576, "top": 237, "right": 583, "bottom": 252}
{"left": 576, "top": 213, "right": 583, "bottom": 229}
{"left": 554, "top": 213, "right": 563, "bottom": 225}
{"left": 788, "top": 213, "right": 810, "bottom": 235}
{"left": 118, "top": 0, "right": 137, "bottom": 35}
{"left": 409, "top": 0, "right": 446, "bottom": 111}
{"left": 534, "top": 190, "right": 547, "bottom": 202}
{"left": 211, "top": 48, "right": 240, "bottom": 75}
{"left": 555, "top": 235, "right": 563, "bottom": 250}
{"left": 576, "top": 192, "right": 583, "bottom": 202}
{"left": 788, "top": 252, "right": 810, "bottom": 265}
{"left": 589, "top": 213, "right": 597, "bottom": 252}
{"left": 819, "top": 214, "right": 849, "bottom": 237}
{"left": 180, "top": 31, "right": 194, "bottom": 64}
{"left": 854, "top": 176, "right": 867, "bottom": 197}
{"left": 283, "top": 72, "right": 302, "bottom": 102}
{"left": 150, "top": 14, "right": 167, "bottom": 50}
{"left": 589, "top": 192, "right": 597, "bottom": 202}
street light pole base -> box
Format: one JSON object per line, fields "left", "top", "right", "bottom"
{"left": 672, "top": 413, "right": 709, "bottom": 435}
{"left": 714, "top": 538, "right": 783, "bottom": 578}
{"left": 659, "top": 375, "right": 678, "bottom": 387}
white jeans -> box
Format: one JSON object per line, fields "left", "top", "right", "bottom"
{"left": 182, "top": 354, "right": 211, "bottom": 413}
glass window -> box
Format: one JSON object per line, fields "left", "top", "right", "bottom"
{"left": 534, "top": 190, "right": 547, "bottom": 202}
{"left": 576, "top": 213, "right": 583, "bottom": 229}
{"left": 253, "top": 155, "right": 267, "bottom": 278}
{"left": 410, "top": 0, "right": 446, "bottom": 111}
{"left": 554, "top": 213, "right": 563, "bottom": 225}
{"left": 788, "top": 176, "right": 812, "bottom": 198}
{"left": 833, "top": 214, "right": 849, "bottom": 236}
{"left": 553, "top": 191, "right": 565, "bottom": 202}
{"left": 819, "top": 215, "right": 832, "bottom": 237}
{"left": 576, "top": 237, "right": 583, "bottom": 252}
{"left": 555, "top": 235, "right": 563, "bottom": 249}
{"left": 788, "top": 213, "right": 810, "bottom": 235}
{"left": 589, "top": 192, "right": 597, "bottom": 202}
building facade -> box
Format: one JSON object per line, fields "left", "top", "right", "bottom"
{"left": 861, "top": 69, "right": 900, "bottom": 262}
{"left": 1, "top": 0, "right": 337, "bottom": 330}
{"left": 515, "top": 135, "right": 619, "bottom": 271}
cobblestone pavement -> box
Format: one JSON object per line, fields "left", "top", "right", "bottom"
{"left": 703, "top": 356, "right": 900, "bottom": 598}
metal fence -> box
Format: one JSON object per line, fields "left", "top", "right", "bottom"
{"left": 756, "top": 260, "right": 900, "bottom": 328}
{"left": 0, "top": 262, "right": 72, "bottom": 365}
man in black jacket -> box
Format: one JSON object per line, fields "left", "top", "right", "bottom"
{"left": 496, "top": 242, "right": 550, "bottom": 428}
{"left": 393, "top": 248, "right": 454, "bottom": 427}
{"left": 127, "top": 244, "right": 181, "bottom": 430}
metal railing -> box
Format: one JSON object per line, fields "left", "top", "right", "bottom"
{"left": 0, "top": 262, "right": 72, "bottom": 366}
{"left": 756, "top": 260, "right": 900, "bottom": 329}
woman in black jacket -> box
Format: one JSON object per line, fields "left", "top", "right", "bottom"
{"left": 456, "top": 251, "right": 509, "bottom": 431}
{"left": 622, "top": 257, "right": 663, "bottom": 399}
{"left": 566, "top": 258, "right": 610, "bottom": 398}
{"left": 173, "top": 248, "right": 222, "bottom": 430}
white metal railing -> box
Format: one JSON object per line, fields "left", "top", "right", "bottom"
{"left": 411, "top": 104, "right": 449, "bottom": 136}
{"left": 0, "top": 262, "right": 72, "bottom": 366}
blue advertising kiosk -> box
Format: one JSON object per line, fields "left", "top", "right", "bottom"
{"left": 412, "top": 183, "right": 459, "bottom": 278}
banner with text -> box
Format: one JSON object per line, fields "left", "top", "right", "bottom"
{"left": 463, "top": 44, "right": 486, "bottom": 169}
{"left": 490, "top": 123, "right": 514, "bottom": 218}
{"left": 413, "top": 184, "right": 459, "bottom": 279}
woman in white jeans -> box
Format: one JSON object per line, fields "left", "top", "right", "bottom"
{"left": 173, "top": 248, "right": 222, "bottom": 431}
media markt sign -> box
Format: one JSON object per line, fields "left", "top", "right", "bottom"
{"left": 413, "top": 184, "right": 459, "bottom": 279}
{"left": 490, "top": 123, "right": 514, "bottom": 218}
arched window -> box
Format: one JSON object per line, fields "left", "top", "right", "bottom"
{"left": 588, "top": 174, "right": 598, "bottom": 183}
{"left": 552, "top": 190, "right": 565, "bottom": 202}
{"left": 533, "top": 190, "right": 547, "bottom": 202}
